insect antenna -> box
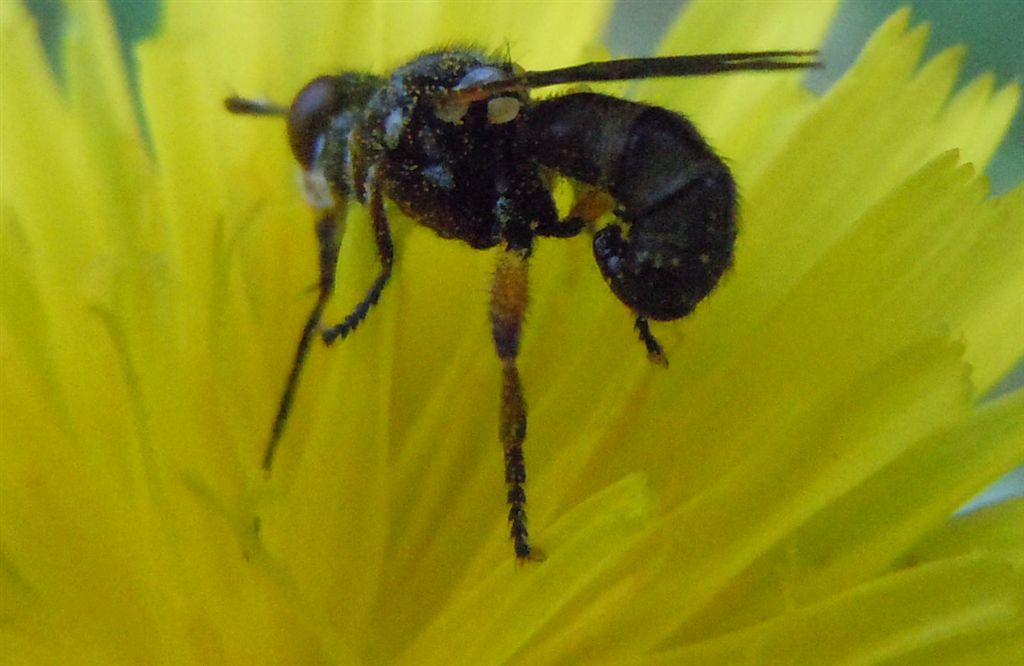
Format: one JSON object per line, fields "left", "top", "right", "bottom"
{"left": 225, "top": 96, "right": 288, "bottom": 116}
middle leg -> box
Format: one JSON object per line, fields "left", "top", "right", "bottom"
{"left": 490, "top": 246, "right": 538, "bottom": 561}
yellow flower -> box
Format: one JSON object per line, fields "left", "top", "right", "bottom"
{"left": 2, "top": 0, "right": 1022, "bottom": 663}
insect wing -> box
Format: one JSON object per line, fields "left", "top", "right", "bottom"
{"left": 443, "top": 50, "right": 821, "bottom": 103}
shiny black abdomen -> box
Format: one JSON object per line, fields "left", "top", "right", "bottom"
{"left": 525, "top": 92, "right": 736, "bottom": 320}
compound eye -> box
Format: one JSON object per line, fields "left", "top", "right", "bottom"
{"left": 287, "top": 75, "right": 345, "bottom": 168}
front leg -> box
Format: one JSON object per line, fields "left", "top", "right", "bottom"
{"left": 264, "top": 206, "right": 345, "bottom": 471}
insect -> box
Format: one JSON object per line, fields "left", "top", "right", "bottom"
{"left": 227, "top": 47, "right": 820, "bottom": 560}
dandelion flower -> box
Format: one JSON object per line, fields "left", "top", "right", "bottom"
{"left": 1, "top": 1, "right": 1021, "bottom": 663}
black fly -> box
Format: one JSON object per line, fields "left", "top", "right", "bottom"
{"left": 227, "top": 48, "right": 820, "bottom": 560}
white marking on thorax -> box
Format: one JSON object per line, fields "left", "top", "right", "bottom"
{"left": 301, "top": 168, "right": 335, "bottom": 210}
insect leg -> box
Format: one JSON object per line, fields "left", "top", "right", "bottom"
{"left": 490, "top": 246, "right": 538, "bottom": 560}
{"left": 533, "top": 187, "right": 614, "bottom": 238}
{"left": 538, "top": 186, "right": 668, "bottom": 367}
{"left": 533, "top": 216, "right": 584, "bottom": 238}
{"left": 263, "top": 206, "right": 345, "bottom": 471}
{"left": 635, "top": 316, "right": 668, "bottom": 367}
{"left": 566, "top": 187, "right": 616, "bottom": 234}
{"left": 321, "top": 178, "right": 394, "bottom": 344}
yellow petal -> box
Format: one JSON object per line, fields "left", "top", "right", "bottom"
{"left": 646, "top": 554, "right": 1023, "bottom": 666}
{"left": 905, "top": 496, "right": 1024, "bottom": 567}
{"left": 2, "top": 1, "right": 1020, "bottom": 663}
